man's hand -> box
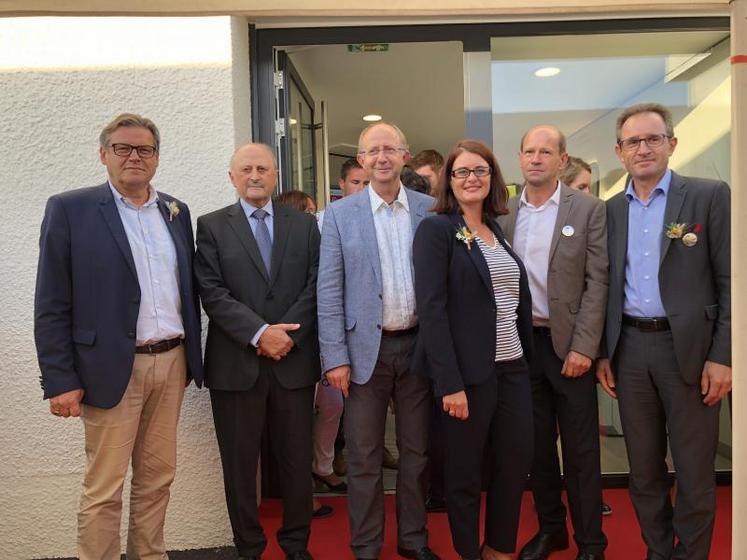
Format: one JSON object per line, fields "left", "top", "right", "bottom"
{"left": 325, "top": 365, "right": 351, "bottom": 397}
{"left": 561, "top": 350, "right": 592, "bottom": 378}
{"left": 49, "top": 388, "right": 85, "bottom": 418}
{"left": 442, "top": 390, "right": 469, "bottom": 420}
{"left": 701, "top": 361, "right": 732, "bottom": 406}
{"left": 596, "top": 359, "right": 617, "bottom": 399}
{"left": 257, "top": 323, "right": 300, "bottom": 360}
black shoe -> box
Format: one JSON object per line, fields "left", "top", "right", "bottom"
{"left": 576, "top": 553, "right": 605, "bottom": 560}
{"left": 238, "top": 557, "right": 261, "bottom": 560}
{"left": 518, "top": 530, "right": 570, "bottom": 560}
{"left": 312, "top": 504, "right": 333, "bottom": 519}
{"left": 312, "top": 471, "right": 348, "bottom": 493}
{"left": 601, "top": 502, "right": 612, "bottom": 516}
{"left": 397, "top": 546, "right": 440, "bottom": 560}
{"left": 425, "top": 493, "right": 447, "bottom": 513}
{"left": 286, "top": 551, "right": 313, "bottom": 560}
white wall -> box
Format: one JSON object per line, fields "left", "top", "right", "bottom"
{"left": 0, "top": 16, "right": 251, "bottom": 559}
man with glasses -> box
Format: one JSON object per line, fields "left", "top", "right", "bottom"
{"left": 498, "top": 125, "right": 608, "bottom": 560}
{"left": 597, "top": 103, "right": 731, "bottom": 560}
{"left": 318, "top": 123, "right": 438, "bottom": 560}
{"left": 34, "top": 113, "right": 204, "bottom": 560}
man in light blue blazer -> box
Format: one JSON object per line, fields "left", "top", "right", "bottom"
{"left": 318, "top": 122, "right": 438, "bottom": 560}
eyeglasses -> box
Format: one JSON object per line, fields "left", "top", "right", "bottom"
{"left": 451, "top": 166, "right": 491, "bottom": 179}
{"left": 109, "top": 143, "right": 158, "bottom": 159}
{"left": 358, "top": 146, "right": 407, "bottom": 158}
{"left": 617, "top": 134, "right": 671, "bottom": 152}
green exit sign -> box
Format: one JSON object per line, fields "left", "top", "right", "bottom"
{"left": 348, "top": 43, "right": 390, "bottom": 53}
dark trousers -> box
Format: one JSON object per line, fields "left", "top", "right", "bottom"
{"left": 344, "top": 333, "right": 431, "bottom": 559}
{"left": 443, "top": 358, "right": 534, "bottom": 558}
{"left": 615, "top": 325, "right": 720, "bottom": 560}
{"left": 210, "top": 366, "right": 315, "bottom": 557}
{"left": 528, "top": 329, "right": 607, "bottom": 554}
{"left": 427, "top": 394, "right": 446, "bottom": 502}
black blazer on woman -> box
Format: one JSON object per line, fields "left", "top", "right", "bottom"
{"left": 412, "top": 212, "right": 533, "bottom": 397}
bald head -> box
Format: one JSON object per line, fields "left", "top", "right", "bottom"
{"left": 520, "top": 125, "right": 566, "bottom": 155}
{"left": 229, "top": 142, "right": 278, "bottom": 207}
{"left": 358, "top": 122, "right": 408, "bottom": 152}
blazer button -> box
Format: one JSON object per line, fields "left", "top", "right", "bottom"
{"left": 378, "top": 294, "right": 382, "bottom": 300}
{"left": 267, "top": 292, "right": 274, "bottom": 300}
{"left": 376, "top": 324, "right": 381, "bottom": 330}
{"left": 127, "top": 332, "right": 135, "bottom": 339}
{"left": 133, "top": 297, "right": 140, "bottom": 304}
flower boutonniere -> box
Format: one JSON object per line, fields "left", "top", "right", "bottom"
{"left": 456, "top": 226, "right": 477, "bottom": 250}
{"left": 664, "top": 222, "right": 702, "bottom": 247}
{"left": 167, "top": 200, "right": 180, "bottom": 222}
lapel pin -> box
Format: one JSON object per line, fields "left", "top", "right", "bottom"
{"left": 682, "top": 232, "right": 698, "bottom": 247}
{"left": 561, "top": 225, "right": 575, "bottom": 237}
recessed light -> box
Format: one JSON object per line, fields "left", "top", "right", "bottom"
{"left": 289, "top": 117, "right": 298, "bottom": 125}
{"left": 534, "top": 67, "right": 561, "bottom": 78}
{"left": 362, "top": 114, "right": 382, "bottom": 122}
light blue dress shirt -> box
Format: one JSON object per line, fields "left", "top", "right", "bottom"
{"left": 109, "top": 182, "right": 184, "bottom": 345}
{"left": 623, "top": 169, "right": 671, "bottom": 318}
{"left": 239, "top": 198, "right": 274, "bottom": 346}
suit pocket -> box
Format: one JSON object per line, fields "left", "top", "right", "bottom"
{"left": 72, "top": 327, "right": 96, "bottom": 345}
{"left": 705, "top": 304, "right": 719, "bottom": 321}
{"left": 345, "top": 317, "right": 357, "bottom": 331}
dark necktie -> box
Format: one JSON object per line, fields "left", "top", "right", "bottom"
{"left": 252, "top": 208, "right": 272, "bottom": 275}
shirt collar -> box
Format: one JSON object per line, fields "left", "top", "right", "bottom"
{"left": 240, "top": 197, "right": 274, "bottom": 218}
{"left": 625, "top": 169, "right": 672, "bottom": 203}
{"left": 369, "top": 183, "right": 410, "bottom": 213}
{"left": 519, "top": 180, "right": 561, "bottom": 209}
{"left": 109, "top": 181, "right": 158, "bottom": 209}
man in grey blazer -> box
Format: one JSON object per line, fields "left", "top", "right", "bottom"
{"left": 498, "top": 126, "right": 608, "bottom": 560}
{"left": 318, "top": 122, "right": 438, "bottom": 560}
{"left": 597, "top": 103, "right": 731, "bottom": 560}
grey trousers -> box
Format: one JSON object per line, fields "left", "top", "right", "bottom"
{"left": 344, "top": 333, "right": 431, "bottom": 559}
{"left": 615, "top": 325, "right": 720, "bottom": 560}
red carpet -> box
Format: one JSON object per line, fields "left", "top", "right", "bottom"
{"left": 257, "top": 487, "right": 731, "bottom": 559}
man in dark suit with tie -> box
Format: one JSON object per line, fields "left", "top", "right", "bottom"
{"left": 34, "top": 113, "right": 204, "bottom": 560}
{"left": 499, "top": 126, "right": 608, "bottom": 560}
{"left": 194, "top": 143, "right": 320, "bottom": 560}
{"left": 597, "top": 103, "right": 731, "bottom": 560}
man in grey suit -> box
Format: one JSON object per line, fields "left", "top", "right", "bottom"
{"left": 318, "top": 122, "right": 438, "bottom": 560}
{"left": 498, "top": 126, "right": 608, "bottom": 560}
{"left": 597, "top": 103, "right": 731, "bottom": 560}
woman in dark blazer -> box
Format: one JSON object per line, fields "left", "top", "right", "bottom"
{"left": 412, "top": 139, "right": 534, "bottom": 560}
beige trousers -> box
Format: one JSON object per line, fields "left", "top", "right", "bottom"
{"left": 77, "top": 345, "right": 186, "bottom": 560}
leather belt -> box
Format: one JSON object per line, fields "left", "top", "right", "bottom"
{"left": 135, "top": 337, "right": 183, "bottom": 354}
{"left": 622, "top": 315, "right": 670, "bottom": 332}
{"left": 532, "top": 325, "right": 551, "bottom": 337}
{"left": 381, "top": 326, "right": 418, "bottom": 338}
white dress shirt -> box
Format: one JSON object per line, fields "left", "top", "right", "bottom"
{"left": 109, "top": 182, "right": 184, "bottom": 345}
{"left": 512, "top": 182, "right": 561, "bottom": 324}
{"left": 369, "top": 185, "right": 417, "bottom": 330}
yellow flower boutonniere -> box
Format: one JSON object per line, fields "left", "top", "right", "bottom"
{"left": 167, "top": 200, "right": 180, "bottom": 222}
{"left": 456, "top": 226, "right": 477, "bottom": 250}
{"left": 664, "top": 222, "right": 702, "bottom": 247}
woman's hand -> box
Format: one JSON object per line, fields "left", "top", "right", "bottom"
{"left": 442, "top": 390, "right": 469, "bottom": 420}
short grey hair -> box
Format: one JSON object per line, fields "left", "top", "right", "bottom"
{"left": 99, "top": 113, "right": 161, "bottom": 151}
{"left": 230, "top": 142, "right": 278, "bottom": 169}
{"left": 616, "top": 103, "right": 674, "bottom": 141}
{"left": 358, "top": 122, "right": 409, "bottom": 152}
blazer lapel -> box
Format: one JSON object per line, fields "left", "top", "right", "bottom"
{"left": 98, "top": 185, "right": 138, "bottom": 281}
{"left": 549, "top": 185, "right": 574, "bottom": 262}
{"left": 358, "top": 189, "right": 383, "bottom": 289}
{"left": 406, "top": 189, "right": 427, "bottom": 240}
{"left": 503, "top": 195, "right": 520, "bottom": 245}
{"left": 269, "top": 205, "right": 291, "bottom": 286}
{"left": 612, "top": 190, "right": 629, "bottom": 285}
{"left": 227, "top": 201, "right": 270, "bottom": 282}
{"left": 449, "top": 213, "right": 492, "bottom": 294}
{"left": 660, "top": 173, "right": 687, "bottom": 265}
{"left": 156, "top": 196, "right": 191, "bottom": 292}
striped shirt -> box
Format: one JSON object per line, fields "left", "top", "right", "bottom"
{"left": 475, "top": 233, "right": 523, "bottom": 362}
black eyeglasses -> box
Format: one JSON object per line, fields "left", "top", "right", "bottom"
{"left": 617, "top": 134, "right": 671, "bottom": 152}
{"left": 451, "top": 166, "right": 491, "bottom": 179}
{"left": 109, "top": 143, "right": 158, "bottom": 159}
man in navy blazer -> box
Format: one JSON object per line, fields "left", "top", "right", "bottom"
{"left": 318, "top": 122, "right": 438, "bottom": 560}
{"left": 34, "top": 113, "right": 203, "bottom": 560}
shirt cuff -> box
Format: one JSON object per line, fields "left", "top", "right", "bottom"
{"left": 251, "top": 324, "right": 270, "bottom": 348}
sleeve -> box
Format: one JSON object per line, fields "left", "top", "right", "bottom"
{"left": 706, "top": 181, "right": 731, "bottom": 366}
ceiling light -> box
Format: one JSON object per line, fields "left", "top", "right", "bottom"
{"left": 534, "top": 67, "right": 561, "bottom": 78}
{"left": 289, "top": 117, "right": 298, "bottom": 125}
{"left": 362, "top": 114, "right": 382, "bottom": 122}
